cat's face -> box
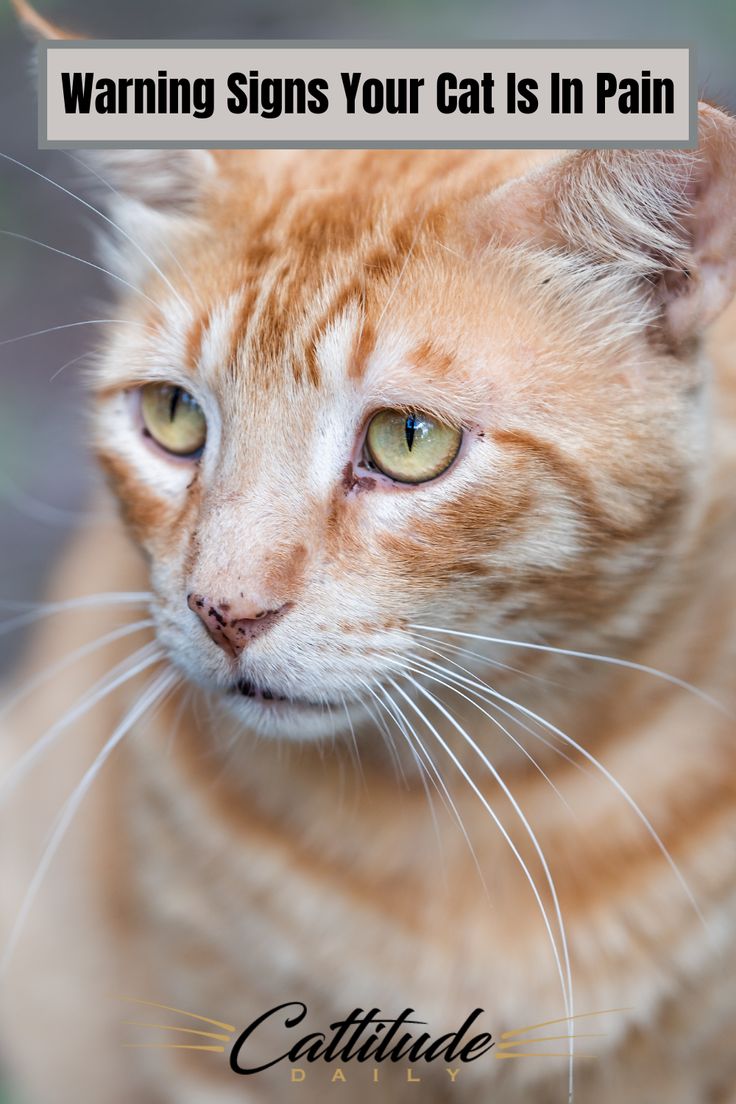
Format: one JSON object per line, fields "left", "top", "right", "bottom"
{"left": 90, "top": 124, "right": 736, "bottom": 739}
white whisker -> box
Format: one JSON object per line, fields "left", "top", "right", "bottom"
{"left": 401, "top": 654, "right": 576, "bottom": 818}
{"left": 49, "top": 349, "right": 93, "bottom": 383}
{"left": 0, "top": 618, "right": 154, "bottom": 723}
{"left": 0, "top": 318, "right": 144, "bottom": 349}
{"left": 64, "top": 151, "right": 203, "bottom": 306}
{"left": 410, "top": 651, "right": 708, "bottom": 934}
{"left": 374, "top": 215, "right": 425, "bottom": 331}
{"left": 338, "top": 692, "right": 365, "bottom": 787}
{"left": 410, "top": 641, "right": 584, "bottom": 772}
{"left": 0, "top": 592, "right": 153, "bottom": 636}
{"left": 373, "top": 679, "right": 490, "bottom": 899}
{"left": 410, "top": 624, "right": 731, "bottom": 719}
{"left": 0, "top": 667, "right": 179, "bottom": 976}
{"left": 359, "top": 681, "right": 408, "bottom": 785}
{"left": 369, "top": 680, "right": 451, "bottom": 886}
{"left": 0, "top": 643, "right": 163, "bottom": 802}
{"left": 410, "top": 630, "right": 568, "bottom": 691}
{"left": 0, "top": 477, "right": 104, "bottom": 527}
{"left": 388, "top": 674, "right": 575, "bottom": 1100}
{"left": 0, "top": 152, "right": 193, "bottom": 319}
{"left": 0, "top": 230, "right": 161, "bottom": 310}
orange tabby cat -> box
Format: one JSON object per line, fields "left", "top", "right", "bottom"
{"left": 1, "top": 6, "right": 735, "bottom": 1102}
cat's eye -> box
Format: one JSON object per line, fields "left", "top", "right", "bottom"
{"left": 365, "top": 409, "right": 462, "bottom": 484}
{"left": 140, "top": 382, "right": 207, "bottom": 458}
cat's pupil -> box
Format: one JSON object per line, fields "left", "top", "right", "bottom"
{"left": 405, "top": 415, "right": 417, "bottom": 452}
{"left": 168, "top": 387, "right": 182, "bottom": 423}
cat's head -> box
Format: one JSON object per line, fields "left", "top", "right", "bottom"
{"left": 77, "top": 108, "right": 736, "bottom": 739}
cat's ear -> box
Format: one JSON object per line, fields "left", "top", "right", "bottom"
{"left": 476, "top": 102, "right": 736, "bottom": 345}
{"left": 76, "top": 148, "right": 216, "bottom": 285}
{"left": 12, "top": 0, "right": 215, "bottom": 214}
{"left": 12, "top": 0, "right": 215, "bottom": 263}
{"left": 82, "top": 148, "right": 216, "bottom": 216}
{"left": 11, "top": 0, "right": 76, "bottom": 40}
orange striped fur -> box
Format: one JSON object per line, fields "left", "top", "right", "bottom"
{"left": 2, "top": 103, "right": 736, "bottom": 1104}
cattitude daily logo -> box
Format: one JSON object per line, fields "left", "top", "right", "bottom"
{"left": 121, "top": 998, "right": 614, "bottom": 1085}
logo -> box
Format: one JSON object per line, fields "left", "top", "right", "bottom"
{"left": 121, "top": 998, "right": 622, "bottom": 1086}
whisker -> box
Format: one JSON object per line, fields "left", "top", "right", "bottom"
{"left": 49, "top": 349, "right": 93, "bottom": 383}
{"left": 0, "top": 668, "right": 179, "bottom": 976}
{"left": 373, "top": 679, "right": 490, "bottom": 899}
{"left": 388, "top": 674, "right": 575, "bottom": 1100}
{"left": 357, "top": 690, "right": 391, "bottom": 743}
{"left": 370, "top": 681, "right": 441, "bottom": 796}
{"left": 338, "top": 691, "right": 365, "bottom": 787}
{"left": 410, "top": 624, "right": 731, "bottom": 719}
{"left": 0, "top": 591, "right": 152, "bottom": 636}
{"left": 371, "top": 680, "right": 452, "bottom": 888}
{"left": 0, "top": 230, "right": 161, "bottom": 309}
{"left": 0, "top": 318, "right": 144, "bottom": 349}
{"left": 410, "top": 630, "right": 569, "bottom": 691}
{"left": 399, "top": 655, "right": 576, "bottom": 818}
{"left": 374, "top": 214, "right": 425, "bottom": 331}
{"left": 65, "top": 151, "right": 203, "bottom": 306}
{"left": 120, "top": 1042, "right": 222, "bottom": 1051}
{"left": 0, "top": 643, "right": 163, "bottom": 802}
{"left": 364, "top": 679, "right": 444, "bottom": 806}
{"left": 357, "top": 681, "right": 408, "bottom": 785}
{"left": 0, "top": 617, "right": 154, "bottom": 723}
{"left": 357, "top": 671, "right": 441, "bottom": 821}
{"left": 121, "top": 1043, "right": 224, "bottom": 1052}
{"left": 499, "top": 1034, "right": 604, "bottom": 1047}
{"left": 409, "top": 642, "right": 585, "bottom": 772}
{"left": 495, "top": 1052, "right": 595, "bottom": 1061}
{"left": 163, "top": 683, "right": 191, "bottom": 758}
{"left": 0, "top": 477, "right": 106, "bottom": 527}
{"left": 409, "top": 653, "right": 708, "bottom": 934}
{"left": 0, "top": 151, "right": 192, "bottom": 319}
{"left": 397, "top": 675, "right": 575, "bottom": 994}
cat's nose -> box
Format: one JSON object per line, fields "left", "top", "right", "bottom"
{"left": 187, "top": 593, "right": 289, "bottom": 659}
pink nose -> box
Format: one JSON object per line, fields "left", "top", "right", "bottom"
{"left": 187, "top": 594, "right": 288, "bottom": 659}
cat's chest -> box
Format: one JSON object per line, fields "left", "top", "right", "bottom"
{"left": 115, "top": 702, "right": 731, "bottom": 1103}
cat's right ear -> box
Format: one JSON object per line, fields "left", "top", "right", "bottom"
{"left": 11, "top": 0, "right": 76, "bottom": 40}
{"left": 79, "top": 147, "right": 216, "bottom": 283}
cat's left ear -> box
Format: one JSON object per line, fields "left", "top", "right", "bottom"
{"left": 476, "top": 101, "right": 736, "bottom": 344}
{"left": 12, "top": 0, "right": 216, "bottom": 253}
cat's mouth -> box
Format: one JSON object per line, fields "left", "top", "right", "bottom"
{"left": 230, "top": 677, "right": 323, "bottom": 709}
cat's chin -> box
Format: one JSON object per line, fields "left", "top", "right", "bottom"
{"left": 220, "top": 680, "right": 362, "bottom": 740}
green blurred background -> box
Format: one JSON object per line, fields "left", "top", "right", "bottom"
{"left": 0, "top": 1, "right": 735, "bottom": 1098}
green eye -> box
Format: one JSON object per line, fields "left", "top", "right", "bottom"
{"left": 365, "top": 409, "right": 462, "bottom": 484}
{"left": 140, "top": 383, "right": 207, "bottom": 458}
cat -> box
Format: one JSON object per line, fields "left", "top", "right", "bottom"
{"left": 1, "top": 4, "right": 736, "bottom": 1102}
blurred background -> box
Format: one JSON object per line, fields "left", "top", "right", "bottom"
{"left": 1, "top": 0, "right": 736, "bottom": 678}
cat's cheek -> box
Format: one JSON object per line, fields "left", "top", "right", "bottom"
{"left": 92, "top": 393, "right": 198, "bottom": 548}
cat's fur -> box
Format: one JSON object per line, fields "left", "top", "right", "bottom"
{"left": 1, "top": 10, "right": 736, "bottom": 1102}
